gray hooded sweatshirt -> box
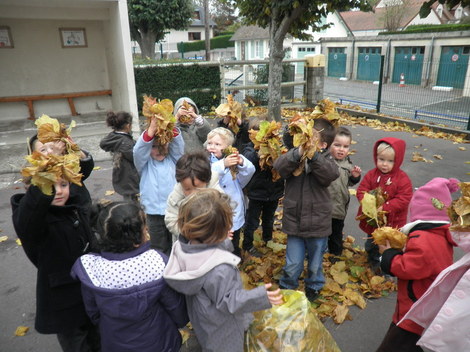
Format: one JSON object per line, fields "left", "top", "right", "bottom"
{"left": 163, "top": 236, "right": 271, "bottom": 352}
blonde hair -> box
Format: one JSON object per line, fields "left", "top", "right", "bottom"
{"left": 177, "top": 188, "right": 233, "bottom": 244}
{"left": 377, "top": 142, "right": 395, "bottom": 157}
{"left": 207, "top": 127, "right": 235, "bottom": 147}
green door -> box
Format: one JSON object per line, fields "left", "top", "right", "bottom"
{"left": 392, "top": 47, "right": 425, "bottom": 85}
{"left": 328, "top": 47, "right": 347, "bottom": 77}
{"left": 357, "top": 47, "right": 382, "bottom": 81}
{"left": 296, "top": 47, "right": 316, "bottom": 74}
{"left": 437, "top": 46, "right": 470, "bottom": 89}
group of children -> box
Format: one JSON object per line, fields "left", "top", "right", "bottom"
{"left": 11, "top": 96, "right": 468, "bottom": 352}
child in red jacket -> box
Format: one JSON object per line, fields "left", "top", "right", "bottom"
{"left": 356, "top": 137, "right": 413, "bottom": 270}
{"left": 376, "top": 177, "right": 459, "bottom": 352}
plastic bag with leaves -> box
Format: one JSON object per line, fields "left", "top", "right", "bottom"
{"left": 245, "top": 290, "right": 341, "bottom": 352}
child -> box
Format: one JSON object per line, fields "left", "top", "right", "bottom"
{"left": 163, "top": 189, "right": 283, "bottom": 352}
{"left": 100, "top": 111, "right": 140, "bottom": 202}
{"left": 206, "top": 127, "right": 255, "bottom": 257}
{"left": 241, "top": 116, "right": 285, "bottom": 257}
{"left": 133, "top": 116, "right": 184, "bottom": 255}
{"left": 165, "top": 151, "right": 223, "bottom": 243}
{"left": 376, "top": 177, "right": 460, "bottom": 352}
{"left": 173, "top": 97, "right": 211, "bottom": 153}
{"left": 273, "top": 117, "right": 339, "bottom": 302}
{"left": 327, "top": 127, "right": 362, "bottom": 256}
{"left": 217, "top": 106, "right": 250, "bottom": 151}
{"left": 71, "top": 201, "right": 189, "bottom": 352}
{"left": 11, "top": 177, "right": 99, "bottom": 351}
{"left": 356, "top": 137, "right": 413, "bottom": 270}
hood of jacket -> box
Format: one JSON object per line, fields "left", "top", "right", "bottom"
{"left": 373, "top": 137, "right": 406, "bottom": 174}
{"left": 99, "top": 131, "right": 133, "bottom": 152}
{"left": 164, "top": 236, "right": 240, "bottom": 295}
{"left": 173, "top": 97, "right": 199, "bottom": 115}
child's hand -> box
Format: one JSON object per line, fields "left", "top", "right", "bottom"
{"left": 43, "top": 140, "right": 66, "bottom": 155}
{"left": 223, "top": 116, "right": 242, "bottom": 126}
{"left": 177, "top": 108, "right": 196, "bottom": 124}
{"left": 224, "top": 153, "right": 239, "bottom": 168}
{"left": 351, "top": 165, "right": 362, "bottom": 178}
{"left": 265, "top": 283, "right": 284, "bottom": 305}
{"left": 147, "top": 117, "right": 158, "bottom": 138}
{"left": 378, "top": 240, "right": 391, "bottom": 254}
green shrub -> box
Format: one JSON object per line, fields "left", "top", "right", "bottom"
{"left": 177, "top": 34, "right": 235, "bottom": 53}
{"left": 134, "top": 64, "right": 221, "bottom": 113}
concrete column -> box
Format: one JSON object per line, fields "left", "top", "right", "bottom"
{"left": 305, "top": 55, "right": 325, "bottom": 107}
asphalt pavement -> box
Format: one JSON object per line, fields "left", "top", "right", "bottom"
{"left": 0, "top": 116, "right": 469, "bottom": 351}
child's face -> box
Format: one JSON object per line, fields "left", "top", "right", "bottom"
{"left": 330, "top": 135, "right": 351, "bottom": 160}
{"left": 181, "top": 177, "right": 208, "bottom": 197}
{"left": 377, "top": 149, "right": 395, "bottom": 174}
{"left": 51, "top": 179, "right": 70, "bottom": 206}
{"left": 151, "top": 142, "right": 168, "bottom": 161}
{"left": 206, "top": 134, "right": 228, "bottom": 158}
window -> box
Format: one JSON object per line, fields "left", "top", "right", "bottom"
{"left": 188, "top": 32, "right": 201, "bottom": 41}
{"left": 255, "top": 40, "right": 262, "bottom": 57}
{"left": 463, "top": 47, "right": 470, "bottom": 55}
{"left": 193, "top": 11, "right": 200, "bottom": 20}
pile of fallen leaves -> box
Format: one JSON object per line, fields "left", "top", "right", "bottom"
{"left": 249, "top": 120, "right": 286, "bottom": 181}
{"left": 142, "top": 95, "right": 176, "bottom": 145}
{"left": 215, "top": 94, "right": 243, "bottom": 134}
{"left": 240, "top": 230, "right": 396, "bottom": 325}
{"left": 371, "top": 227, "right": 407, "bottom": 250}
{"left": 356, "top": 187, "right": 388, "bottom": 228}
{"left": 448, "top": 182, "right": 470, "bottom": 231}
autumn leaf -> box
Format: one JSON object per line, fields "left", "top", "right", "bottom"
{"left": 14, "top": 326, "right": 29, "bottom": 336}
{"left": 433, "top": 154, "right": 443, "bottom": 160}
{"left": 371, "top": 227, "right": 407, "bottom": 250}
{"left": 333, "top": 304, "right": 350, "bottom": 324}
{"left": 223, "top": 146, "right": 239, "bottom": 180}
{"left": 0, "top": 235, "right": 7, "bottom": 242}
{"left": 448, "top": 182, "right": 470, "bottom": 231}
{"left": 215, "top": 94, "right": 243, "bottom": 134}
{"left": 105, "top": 190, "right": 115, "bottom": 196}
{"left": 16, "top": 238, "right": 22, "bottom": 246}
{"left": 142, "top": 95, "right": 176, "bottom": 145}
{"left": 35, "top": 115, "right": 80, "bottom": 155}
{"left": 93, "top": 166, "right": 101, "bottom": 170}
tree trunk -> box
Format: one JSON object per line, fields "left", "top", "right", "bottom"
{"left": 139, "top": 31, "right": 157, "bottom": 60}
{"left": 267, "top": 25, "right": 284, "bottom": 122}
{"left": 204, "top": 0, "right": 211, "bottom": 61}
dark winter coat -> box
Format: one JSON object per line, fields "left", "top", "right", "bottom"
{"left": 356, "top": 137, "right": 413, "bottom": 235}
{"left": 273, "top": 147, "right": 340, "bottom": 238}
{"left": 241, "top": 142, "right": 284, "bottom": 201}
{"left": 217, "top": 119, "right": 250, "bottom": 151}
{"left": 100, "top": 131, "right": 139, "bottom": 196}
{"left": 10, "top": 185, "right": 96, "bottom": 334}
{"left": 72, "top": 242, "right": 188, "bottom": 352}
{"left": 381, "top": 222, "right": 455, "bottom": 335}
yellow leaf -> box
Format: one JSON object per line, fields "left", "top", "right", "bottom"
{"left": 349, "top": 188, "right": 357, "bottom": 196}
{"left": 0, "top": 235, "right": 8, "bottom": 242}
{"left": 15, "top": 326, "right": 29, "bottom": 336}
{"left": 105, "top": 190, "right": 115, "bottom": 196}
{"left": 459, "top": 147, "right": 466, "bottom": 151}
{"left": 93, "top": 166, "right": 101, "bottom": 170}
{"left": 333, "top": 304, "right": 350, "bottom": 324}
{"left": 16, "top": 238, "right": 22, "bottom": 246}
{"left": 433, "top": 154, "right": 443, "bottom": 160}
{"left": 179, "top": 328, "right": 191, "bottom": 345}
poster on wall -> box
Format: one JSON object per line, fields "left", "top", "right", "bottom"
{"left": 59, "top": 28, "right": 87, "bottom": 48}
{"left": 0, "top": 26, "right": 13, "bottom": 48}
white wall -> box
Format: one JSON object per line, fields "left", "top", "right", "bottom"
{"left": 163, "top": 26, "right": 214, "bottom": 53}
{"left": 407, "top": 11, "right": 441, "bottom": 26}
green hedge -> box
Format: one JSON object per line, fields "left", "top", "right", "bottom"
{"left": 177, "top": 34, "right": 235, "bottom": 53}
{"left": 380, "top": 23, "right": 470, "bottom": 35}
{"left": 134, "top": 64, "right": 221, "bottom": 113}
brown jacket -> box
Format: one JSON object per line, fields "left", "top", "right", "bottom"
{"left": 274, "top": 148, "right": 339, "bottom": 238}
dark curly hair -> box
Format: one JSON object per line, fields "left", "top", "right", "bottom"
{"left": 105, "top": 111, "right": 132, "bottom": 131}
{"left": 90, "top": 201, "right": 146, "bottom": 253}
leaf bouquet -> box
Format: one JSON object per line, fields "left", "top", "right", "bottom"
{"left": 249, "top": 121, "right": 286, "bottom": 182}
{"left": 215, "top": 94, "right": 243, "bottom": 134}
{"left": 371, "top": 227, "right": 407, "bottom": 250}
{"left": 308, "top": 98, "right": 341, "bottom": 126}
{"left": 287, "top": 113, "right": 322, "bottom": 176}
{"left": 223, "top": 146, "right": 239, "bottom": 180}
{"left": 178, "top": 100, "right": 193, "bottom": 124}
{"left": 356, "top": 187, "right": 388, "bottom": 228}
{"left": 22, "top": 152, "right": 82, "bottom": 195}
{"left": 35, "top": 114, "right": 80, "bottom": 155}
{"left": 142, "top": 95, "right": 176, "bottom": 145}
{"left": 448, "top": 182, "right": 470, "bottom": 231}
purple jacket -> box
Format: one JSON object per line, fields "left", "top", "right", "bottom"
{"left": 72, "top": 242, "right": 188, "bottom": 352}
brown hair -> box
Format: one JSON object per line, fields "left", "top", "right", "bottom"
{"left": 175, "top": 151, "right": 212, "bottom": 184}
{"left": 177, "top": 188, "right": 233, "bottom": 244}
{"left": 314, "top": 118, "right": 336, "bottom": 148}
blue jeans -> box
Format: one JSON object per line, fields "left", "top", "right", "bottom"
{"left": 280, "top": 235, "right": 328, "bottom": 291}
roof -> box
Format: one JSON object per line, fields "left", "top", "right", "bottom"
{"left": 230, "top": 25, "right": 270, "bottom": 41}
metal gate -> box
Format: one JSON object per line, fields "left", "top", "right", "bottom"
{"left": 436, "top": 46, "right": 470, "bottom": 89}
{"left": 357, "top": 47, "right": 382, "bottom": 81}
{"left": 328, "top": 47, "right": 347, "bottom": 77}
{"left": 392, "top": 47, "right": 425, "bottom": 85}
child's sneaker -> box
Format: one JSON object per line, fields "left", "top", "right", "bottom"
{"left": 247, "top": 246, "right": 263, "bottom": 258}
{"left": 305, "top": 288, "right": 320, "bottom": 302}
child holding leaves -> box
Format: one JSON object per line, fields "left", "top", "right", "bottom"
{"left": 216, "top": 94, "right": 250, "bottom": 150}
{"left": 206, "top": 127, "right": 255, "bottom": 257}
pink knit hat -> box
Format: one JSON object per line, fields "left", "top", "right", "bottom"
{"left": 409, "top": 177, "right": 460, "bottom": 222}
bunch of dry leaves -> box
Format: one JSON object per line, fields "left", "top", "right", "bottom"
{"left": 142, "top": 95, "right": 176, "bottom": 145}
{"left": 215, "top": 94, "right": 243, "bottom": 134}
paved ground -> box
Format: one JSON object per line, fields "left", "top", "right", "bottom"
{"left": 0, "top": 112, "right": 468, "bottom": 351}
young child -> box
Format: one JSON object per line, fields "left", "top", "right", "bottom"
{"left": 173, "top": 97, "right": 211, "bottom": 153}
{"left": 206, "top": 127, "right": 255, "bottom": 257}
{"left": 273, "top": 117, "right": 339, "bottom": 302}
{"left": 163, "top": 189, "right": 283, "bottom": 352}
{"left": 356, "top": 137, "right": 413, "bottom": 271}
{"left": 376, "top": 177, "right": 460, "bottom": 352}
{"left": 100, "top": 111, "right": 140, "bottom": 202}
{"left": 11, "top": 177, "right": 99, "bottom": 351}
{"left": 217, "top": 106, "right": 251, "bottom": 151}
{"left": 133, "top": 116, "right": 184, "bottom": 255}
{"left": 165, "top": 151, "right": 223, "bottom": 243}
{"left": 327, "top": 127, "right": 362, "bottom": 256}
{"left": 71, "top": 201, "right": 189, "bottom": 352}
{"left": 241, "top": 116, "right": 285, "bottom": 257}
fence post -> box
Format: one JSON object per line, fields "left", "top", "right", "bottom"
{"left": 219, "top": 58, "right": 226, "bottom": 104}
{"left": 305, "top": 54, "right": 325, "bottom": 107}
{"left": 376, "top": 55, "right": 385, "bottom": 113}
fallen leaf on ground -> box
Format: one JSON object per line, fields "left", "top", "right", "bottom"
{"left": 0, "top": 236, "right": 8, "bottom": 242}
{"left": 16, "top": 239, "right": 22, "bottom": 246}
{"left": 15, "top": 326, "right": 29, "bottom": 336}
{"left": 93, "top": 166, "right": 101, "bottom": 170}
{"left": 105, "top": 190, "right": 115, "bottom": 196}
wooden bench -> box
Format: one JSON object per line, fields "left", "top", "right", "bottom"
{"left": 0, "top": 90, "right": 112, "bottom": 120}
